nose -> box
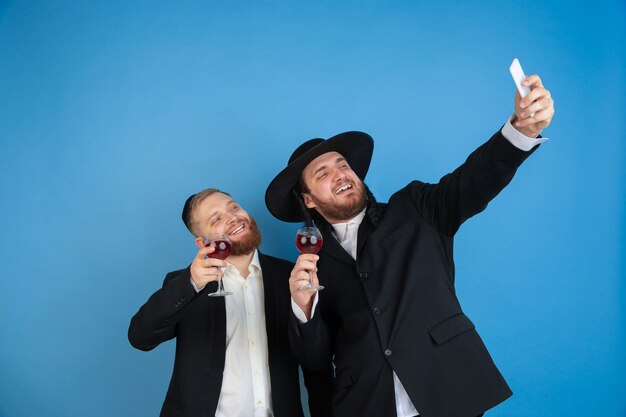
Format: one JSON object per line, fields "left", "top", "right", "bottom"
{"left": 224, "top": 212, "right": 238, "bottom": 224}
{"left": 332, "top": 168, "right": 347, "bottom": 182}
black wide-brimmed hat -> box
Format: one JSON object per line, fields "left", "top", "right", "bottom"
{"left": 265, "top": 131, "right": 374, "bottom": 222}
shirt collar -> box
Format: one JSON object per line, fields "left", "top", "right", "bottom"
{"left": 331, "top": 208, "right": 367, "bottom": 241}
{"left": 331, "top": 207, "right": 367, "bottom": 228}
{"left": 250, "top": 249, "right": 261, "bottom": 272}
{"left": 224, "top": 248, "right": 262, "bottom": 275}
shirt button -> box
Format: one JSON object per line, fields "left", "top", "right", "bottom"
{"left": 384, "top": 349, "right": 392, "bottom": 356}
{"left": 373, "top": 307, "right": 381, "bottom": 315}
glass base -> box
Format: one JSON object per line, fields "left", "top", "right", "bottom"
{"left": 298, "top": 284, "right": 324, "bottom": 292}
{"left": 208, "top": 291, "right": 233, "bottom": 297}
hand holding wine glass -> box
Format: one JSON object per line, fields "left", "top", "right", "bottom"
{"left": 190, "top": 244, "right": 227, "bottom": 291}
{"left": 295, "top": 225, "right": 324, "bottom": 292}
{"left": 289, "top": 253, "right": 321, "bottom": 319}
{"left": 204, "top": 233, "right": 233, "bottom": 297}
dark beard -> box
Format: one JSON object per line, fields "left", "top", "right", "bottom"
{"left": 230, "top": 216, "right": 262, "bottom": 256}
{"left": 310, "top": 187, "right": 367, "bottom": 222}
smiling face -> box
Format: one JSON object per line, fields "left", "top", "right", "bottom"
{"left": 300, "top": 151, "right": 367, "bottom": 224}
{"left": 190, "top": 192, "right": 261, "bottom": 256}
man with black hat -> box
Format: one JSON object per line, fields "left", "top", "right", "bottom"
{"left": 128, "top": 188, "right": 332, "bottom": 417}
{"left": 265, "top": 74, "right": 554, "bottom": 417}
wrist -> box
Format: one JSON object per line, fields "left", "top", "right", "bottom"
{"left": 511, "top": 113, "right": 540, "bottom": 138}
{"left": 517, "top": 127, "right": 540, "bottom": 138}
{"left": 190, "top": 275, "right": 205, "bottom": 292}
{"left": 300, "top": 299, "right": 313, "bottom": 320}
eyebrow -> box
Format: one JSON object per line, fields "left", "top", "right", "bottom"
{"left": 312, "top": 156, "right": 346, "bottom": 176}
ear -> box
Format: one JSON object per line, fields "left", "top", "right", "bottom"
{"left": 194, "top": 236, "right": 205, "bottom": 249}
{"left": 302, "top": 193, "right": 316, "bottom": 209}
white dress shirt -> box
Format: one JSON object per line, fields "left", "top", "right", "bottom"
{"left": 292, "top": 119, "right": 547, "bottom": 416}
{"left": 194, "top": 250, "right": 273, "bottom": 417}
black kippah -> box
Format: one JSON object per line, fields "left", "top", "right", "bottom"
{"left": 181, "top": 194, "right": 196, "bottom": 229}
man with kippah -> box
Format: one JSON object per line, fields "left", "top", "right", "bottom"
{"left": 265, "top": 74, "right": 555, "bottom": 417}
{"left": 129, "top": 188, "right": 332, "bottom": 417}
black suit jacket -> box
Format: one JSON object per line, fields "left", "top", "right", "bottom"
{"left": 290, "top": 131, "right": 538, "bottom": 417}
{"left": 129, "top": 252, "right": 332, "bottom": 417}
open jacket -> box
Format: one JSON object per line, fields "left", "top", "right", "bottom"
{"left": 290, "top": 130, "right": 539, "bottom": 417}
{"left": 129, "top": 252, "right": 333, "bottom": 417}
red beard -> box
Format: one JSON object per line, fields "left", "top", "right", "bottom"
{"left": 230, "top": 216, "right": 262, "bottom": 256}
{"left": 309, "top": 185, "right": 367, "bottom": 223}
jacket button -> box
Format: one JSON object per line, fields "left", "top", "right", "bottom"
{"left": 384, "top": 349, "right": 392, "bottom": 356}
{"left": 359, "top": 272, "right": 368, "bottom": 280}
{"left": 373, "top": 307, "right": 381, "bottom": 315}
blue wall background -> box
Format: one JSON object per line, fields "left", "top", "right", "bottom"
{"left": 1, "top": 1, "right": 624, "bottom": 416}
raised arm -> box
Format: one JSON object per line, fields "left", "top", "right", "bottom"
{"left": 410, "top": 74, "right": 555, "bottom": 236}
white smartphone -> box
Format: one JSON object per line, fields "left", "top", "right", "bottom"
{"left": 510, "top": 58, "right": 530, "bottom": 98}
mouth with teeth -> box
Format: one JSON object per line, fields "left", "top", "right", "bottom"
{"left": 228, "top": 223, "right": 246, "bottom": 236}
{"left": 335, "top": 183, "right": 354, "bottom": 195}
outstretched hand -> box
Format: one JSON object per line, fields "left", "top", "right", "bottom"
{"left": 513, "top": 74, "right": 555, "bottom": 138}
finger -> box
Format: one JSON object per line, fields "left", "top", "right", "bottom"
{"left": 296, "top": 254, "right": 319, "bottom": 266}
{"left": 523, "top": 74, "right": 543, "bottom": 89}
{"left": 297, "top": 254, "right": 319, "bottom": 263}
{"left": 514, "top": 114, "right": 537, "bottom": 128}
{"left": 514, "top": 109, "right": 550, "bottom": 129}
{"left": 519, "top": 87, "right": 548, "bottom": 109}
{"left": 202, "top": 266, "right": 223, "bottom": 279}
{"left": 296, "top": 260, "right": 318, "bottom": 272}
{"left": 529, "top": 108, "right": 554, "bottom": 129}
{"left": 520, "top": 97, "right": 553, "bottom": 119}
{"left": 290, "top": 270, "right": 312, "bottom": 284}
{"left": 205, "top": 258, "right": 227, "bottom": 268}
{"left": 192, "top": 265, "right": 223, "bottom": 285}
{"left": 196, "top": 245, "right": 214, "bottom": 259}
{"left": 289, "top": 271, "right": 309, "bottom": 289}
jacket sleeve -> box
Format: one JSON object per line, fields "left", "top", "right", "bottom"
{"left": 128, "top": 267, "right": 199, "bottom": 351}
{"left": 409, "top": 129, "right": 539, "bottom": 236}
{"left": 302, "top": 364, "right": 334, "bottom": 417}
{"left": 288, "top": 309, "right": 333, "bottom": 371}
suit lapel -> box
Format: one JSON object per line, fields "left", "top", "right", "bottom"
{"left": 357, "top": 210, "right": 375, "bottom": 258}
{"left": 258, "top": 252, "right": 278, "bottom": 354}
{"left": 259, "top": 252, "right": 276, "bottom": 321}
{"left": 321, "top": 227, "right": 355, "bottom": 266}
{"left": 320, "top": 207, "right": 378, "bottom": 265}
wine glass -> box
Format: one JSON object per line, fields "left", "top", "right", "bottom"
{"left": 295, "top": 226, "right": 324, "bottom": 292}
{"left": 204, "top": 233, "right": 233, "bottom": 297}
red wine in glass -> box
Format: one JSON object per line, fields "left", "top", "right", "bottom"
{"left": 296, "top": 233, "right": 323, "bottom": 254}
{"left": 295, "top": 226, "right": 324, "bottom": 292}
{"left": 205, "top": 239, "right": 232, "bottom": 260}
{"left": 204, "top": 234, "right": 233, "bottom": 297}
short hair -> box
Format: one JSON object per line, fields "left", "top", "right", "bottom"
{"left": 181, "top": 188, "right": 230, "bottom": 235}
